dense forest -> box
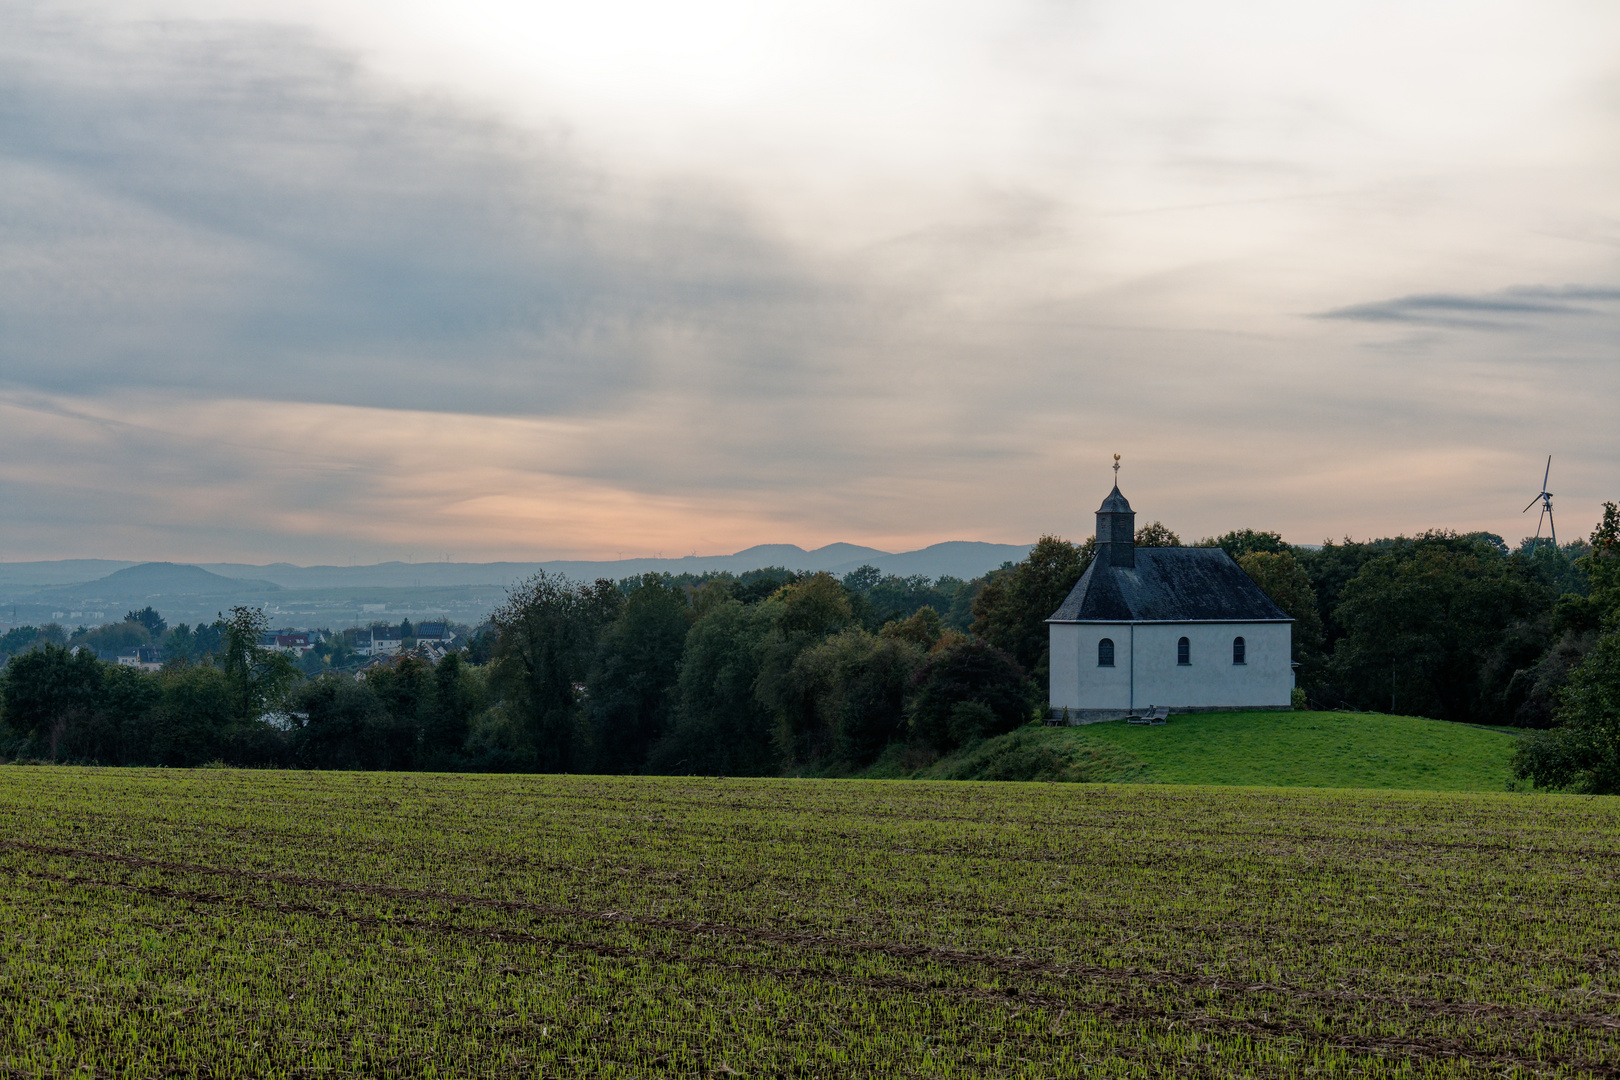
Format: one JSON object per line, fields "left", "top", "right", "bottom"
{"left": 3, "top": 504, "right": 1618, "bottom": 792}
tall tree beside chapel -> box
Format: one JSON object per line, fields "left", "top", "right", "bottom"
{"left": 971, "top": 535, "right": 1090, "bottom": 684}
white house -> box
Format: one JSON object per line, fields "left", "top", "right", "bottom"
{"left": 259, "top": 630, "right": 319, "bottom": 656}
{"left": 1047, "top": 481, "right": 1293, "bottom": 721}
{"left": 115, "top": 646, "right": 164, "bottom": 672}
{"left": 353, "top": 625, "right": 403, "bottom": 658}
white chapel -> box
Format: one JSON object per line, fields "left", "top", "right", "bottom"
{"left": 1046, "top": 475, "right": 1294, "bottom": 720}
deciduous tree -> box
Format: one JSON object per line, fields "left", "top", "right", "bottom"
{"left": 1512, "top": 631, "right": 1620, "bottom": 793}
{"left": 1237, "top": 551, "right": 1324, "bottom": 661}
{"left": 970, "top": 535, "right": 1089, "bottom": 685}
{"left": 1133, "top": 522, "right": 1181, "bottom": 547}
{"left": 1583, "top": 501, "right": 1620, "bottom": 625}
{"left": 779, "top": 628, "right": 923, "bottom": 767}
{"left": 220, "top": 606, "right": 298, "bottom": 724}
{"left": 1201, "top": 529, "right": 1288, "bottom": 558}
{"left": 652, "top": 599, "right": 778, "bottom": 775}
{"left": 124, "top": 606, "right": 167, "bottom": 636}
{"left": 906, "top": 639, "right": 1034, "bottom": 751}
{"left": 489, "top": 572, "right": 622, "bottom": 771}
{"left": 0, "top": 644, "right": 103, "bottom": 755}
{"left": 1331, "top": 550, "right": 1541, "bottom": 721}
{"left": 755, "top": 574, "right": 856, "bottom": 751}
{"left": 584, "top": 575, "right": 692, "bottom": 773}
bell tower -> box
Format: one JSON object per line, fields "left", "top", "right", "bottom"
{"left": 1094, "top": 454, "right": 1135, "bottom": 569}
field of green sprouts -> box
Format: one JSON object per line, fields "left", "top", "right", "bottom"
{"left": 3, "top": 769, "right": 1618, "bottom": 1078}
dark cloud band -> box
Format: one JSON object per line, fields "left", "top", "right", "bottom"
{"left": 1316, "top": 285, "right": 1620, "bottom": 330}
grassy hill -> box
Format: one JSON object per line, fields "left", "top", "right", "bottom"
{"left": 871, "top": 709, "right": 1522, "bottom": 791}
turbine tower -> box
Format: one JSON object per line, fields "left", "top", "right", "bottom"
{"left": 1522, "top": 456, "right": 1557, "bottom": 550}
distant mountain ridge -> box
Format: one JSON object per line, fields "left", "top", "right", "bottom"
{"left": 0, "top": 541, "right": 1034, "bottom": 592}
{"left": 0, "top": 559, "right": 138, "bottom": 587}
{"left": 200, "top": 540, "right": 1031, "bottom": 588}
{"left": 31, "top": 562, "right": 281, "bottom": 600}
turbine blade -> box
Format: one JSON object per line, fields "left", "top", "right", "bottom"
{"left": 1523, "top": 495, "right": 1542, "bottom": 513}
{"left": 1543, "top": 455, "right": 1552, "bottom": 489}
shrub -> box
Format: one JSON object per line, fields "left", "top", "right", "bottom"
{"left": 906, "top": 639, "right": 1034, "bottom": 752}
{"left": 1513, "top": 631, "right": 1620, "bottom": 793}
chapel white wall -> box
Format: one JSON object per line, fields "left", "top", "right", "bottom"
{"left": 1049, "top": 623, "right": 1082, "bottom": 710}
{"left": 1048, "top": 621, "right": 1292, "bottom": 714}
{"left": 1130, "top": 622, "right": 1291, "bottom": 709}
{"left": 1048, "top": 622, "right": 1131, "bottom": 712}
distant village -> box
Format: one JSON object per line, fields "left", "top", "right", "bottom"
{"left": 67, "top": 618, "right": 474, "bottom": 676}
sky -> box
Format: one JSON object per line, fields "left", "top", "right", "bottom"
{"left": 1, "top": 0, "right": 1616, "bottom": 563}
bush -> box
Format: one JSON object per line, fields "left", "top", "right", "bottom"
{"left": 292, "top": 675, "right": 391, "bottom": 770}
{"left": 906, "top": 639, "right": 1034, "bottom": 752}
{"left": 775, "top": 628, "right": 923, "bottom": 768}
{"left": 947, "top": 701, "right": 999, "bottom": 746}
{"left": 1, "top": 645, "right": 102, "bottom": 754}
{"left": 927, "top": 727, "right": 1145, "bottom": 783}
{"left": 1513, "top": 631, "right": 1620, "bottom": 793}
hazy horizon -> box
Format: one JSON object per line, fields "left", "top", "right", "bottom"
{"left": 0, "top": 538, "right": 1033, "bottom": 572}
{"left": 3, "top": 0, "right": 1615, "bottom": 564}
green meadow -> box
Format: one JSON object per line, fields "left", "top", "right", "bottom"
{"left": 899, "top": 710, "right": 1522, "bottom": 791}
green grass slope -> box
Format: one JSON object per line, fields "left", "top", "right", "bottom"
{"left": 893, "top": 709, "right": 1522, "bottom": 791}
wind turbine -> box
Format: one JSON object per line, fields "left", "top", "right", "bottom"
{"left": 1522, "top": 456, "right": 1557, "bottom": 550}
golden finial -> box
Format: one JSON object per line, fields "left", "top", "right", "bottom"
{"left": 1113, "top": 453, "right": 1121, "bottom": 476}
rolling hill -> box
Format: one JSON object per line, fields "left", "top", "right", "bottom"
{"left": 871, "top": 710, "right": 1523, "bottom": 792}
{"left": 33, "top": 562, "right": 280, "bottom": 601}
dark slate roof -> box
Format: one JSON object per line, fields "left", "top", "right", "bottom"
{"left": 1097, "top": 484, "right": 1132, "bottom": 513}
{"left": 1047, "top": 547, "right": 1292, "bottom": 623}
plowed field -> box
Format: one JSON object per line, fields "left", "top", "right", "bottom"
{"left": 3, "top": 768, "right": 1617, "bottom": 1077}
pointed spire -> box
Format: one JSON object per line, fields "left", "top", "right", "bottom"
{"left": 1095, "top": 457, "right": 1136, "bottom": 568}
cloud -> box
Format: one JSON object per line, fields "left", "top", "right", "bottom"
{"left": 1316, "top": 285, "right": 1620, "bottom": 330}
{"left": 0, "top": 1, "right": 1618, "bottom": 564}
{"left": 0, "top": 8, "right": 843, "bottom": 417}
{"left": 0, "top": 7, "right": 1133, "bottom": 562}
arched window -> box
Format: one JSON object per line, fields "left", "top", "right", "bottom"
{"left": 1232, "top": 636, "right": 1246, "bottom": 665}
{"left": 1098, "top": 638, "right": 1115, "bottom": 667}
{"left": 1177, "top": 637, "right": 1190, "bottom": 666}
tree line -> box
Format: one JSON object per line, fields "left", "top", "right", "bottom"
{"left": 2, "top": 508, "right": 1617, "bottom": 791}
